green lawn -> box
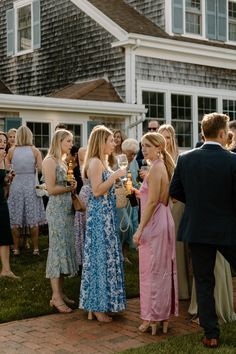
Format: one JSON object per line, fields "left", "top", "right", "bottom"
{"left": 0, "top": 235, "right": 139, "bottom": 323}
{"left": 120, "top": 322, "right": 236, "bottom": 354}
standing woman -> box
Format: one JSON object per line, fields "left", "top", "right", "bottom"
{"left": 42, "top": 129, "right": 78, "bottom": 313}
{"left": 0, "top": 132, "right": 18, "bottom": 278}
{"left": 6, "top": 128, "right": 17, "bottom": 153}
{"left": 79, "top": 125, "right": 126, "bottom": 322}
{"left": 7, "top": 126, "right": 46, "bottom": 255}
{"left": 133, "top": 132, "right": 178, "bottom": 335}
{"left": 114, "top": 129, "right": 127, "bottom": 156}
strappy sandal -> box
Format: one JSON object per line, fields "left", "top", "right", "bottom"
{"left": 49, "top": 300, "right": 72, "bottom": 313}
{"left": 63, "top": 295, "right": 76, "bottom": 306}
{"left": 33, "top": 249, "right": 40, "bottom": 256}
{"left": 13, "top": 249, "right": 20, "bottom": 256}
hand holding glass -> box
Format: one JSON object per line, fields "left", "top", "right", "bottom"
{"left": 117, "top": 154, "right": 128, "bottom": 181}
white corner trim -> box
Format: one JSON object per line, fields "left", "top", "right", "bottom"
{"left": 70, "top": 0, "right": 128, "bottom": 41}
{"left": 112, "top": 34, "right": 236, "bottom": 70}
{"left": 0, "top": 94, "right": 146, "bottom": 116}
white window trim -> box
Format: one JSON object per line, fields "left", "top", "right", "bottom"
{"left": 168, "top": 0, "right": 236, "bottom": 45}
{"left": 137, "top": 80, "right": 236, "bottom": 147}
{"left": 14, "top": 0, "right": 34, "bottom": 56}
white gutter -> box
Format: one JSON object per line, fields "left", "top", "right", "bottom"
{"left": 0, "top": 94, "right": 147, "bottom": 116}
{"left": 112, "top": 34, "right": 236, "bottom": 70}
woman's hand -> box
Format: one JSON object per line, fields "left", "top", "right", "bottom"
{"left": 113, "top": 168, "right": 126, "bottom": 180}
{"left": 69, "top": 178, "right": 77, "bottom": 192}
{"left": 132, "top": 187, "right": 141, "bottom": 199}
{"left": 133, "top": 229, "right": 142, "bottom": 246}
{"left": 139, "top": 169, "right": 148, "bottom": 180}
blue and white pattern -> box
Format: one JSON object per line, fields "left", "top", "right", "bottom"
{"left": 46, "top": 164, "right": 78, "bottom": 278}
{"left": 79, "top": 170, "right": 126, "bottom": 312}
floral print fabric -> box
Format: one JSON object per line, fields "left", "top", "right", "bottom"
{"left": 79, "top": 170, "right": 126, "bottom": 312}
{"left": 46, "top": 164, "right": 78, "bottom": 278}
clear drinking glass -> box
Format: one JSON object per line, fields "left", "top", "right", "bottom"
{"left": 116, "top": 154, "right": 128, "bottom": 181}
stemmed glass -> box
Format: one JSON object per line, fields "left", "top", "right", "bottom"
{"left": 116, "top": 154, "right": 128, "bottom": 181}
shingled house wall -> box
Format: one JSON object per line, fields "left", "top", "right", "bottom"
{"left": 135, "top": 56, "right": 236, "bottom": 91}
{"left": 0, "top": 0, "right": 126, "bottom": 98}
{"left": 125, "top": 0, "right": 165, "bottom": 30}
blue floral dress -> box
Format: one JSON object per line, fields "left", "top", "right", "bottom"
{"left": 79, "top": 170, "right": 126, "bottom": 312}
{"left": 46, "top": 163, "right": 78, "bottom": 278}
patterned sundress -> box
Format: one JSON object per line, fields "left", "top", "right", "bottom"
{"left": 79, "top": 170, "right": 126, "bottom": 312}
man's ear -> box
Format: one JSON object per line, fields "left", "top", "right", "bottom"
{"left": 218, "top": 129, "right": 225, "bottom": 140}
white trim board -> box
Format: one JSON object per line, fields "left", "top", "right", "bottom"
{"left": 0, "top": 93, "right": 146, "bottom": 116}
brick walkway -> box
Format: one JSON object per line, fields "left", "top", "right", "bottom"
{"left": 0, "top": 279, "right": 235, "bottom": 354}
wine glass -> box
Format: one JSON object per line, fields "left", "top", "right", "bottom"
{"left": 117, "top": 154, "right": 128, "bottom": 181}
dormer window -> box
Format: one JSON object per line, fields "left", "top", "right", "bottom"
{"left": 172, "top": 0, "right": 236, "bottom": 43}
{"left": 6, "top": 0, "right": 41, "bottom": 56}
{"left": 185, "top": 0, "right": 202, "bottom": 35}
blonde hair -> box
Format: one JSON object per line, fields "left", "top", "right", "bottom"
{"left": 141, "top": 132, "right": 175, "bottom": 181}
{"left": 84, "top": 125, "right": 113, "bottom": 178}
{"left": 15, "top": 126, "right": 33, "bottom": 146}
{"left": 45, "top": 129, "right": 73, "bottom": 163}
{"left": 158, "top": 124, "right": 179, "bottom": 162}
{"left": 7, "top": 128, "right": 17, "bottom": 136}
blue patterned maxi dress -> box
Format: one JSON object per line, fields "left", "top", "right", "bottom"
{"left": 79, "top": 170, "right": 126, "bottom": 312}
{"left": 46, "top": 164, "right": 78, "bottom": 278}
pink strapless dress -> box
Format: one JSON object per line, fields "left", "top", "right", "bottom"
{"left": 139, "top": 171, "right": 178, "bottom": 321}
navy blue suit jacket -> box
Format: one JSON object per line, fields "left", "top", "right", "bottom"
{"left": 169, "top": 144, "right": 236, "bottom": 245}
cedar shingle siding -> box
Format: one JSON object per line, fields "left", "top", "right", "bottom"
{"left": 136, "top": 56, "right": 236, "bottom": 91}
{"left": 125, "top": 0, "right": 165, "bottom": 30}
{"left": 0, "top": 0, "right": 125, "bottom": 98}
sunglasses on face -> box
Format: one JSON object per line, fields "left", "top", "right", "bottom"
{"left": 148, "top": 127, "right": 157, "bottom": 131}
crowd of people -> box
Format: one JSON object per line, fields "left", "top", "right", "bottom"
{"left": 0, "top": 113, "right": 236, "bottom": 349}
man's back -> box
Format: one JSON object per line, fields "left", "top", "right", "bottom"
{"left": 170, "top": 144, "right": 236, "bottom": 245}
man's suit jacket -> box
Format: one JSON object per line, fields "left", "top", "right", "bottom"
{"left": 169, "top": 144, "right": 236, "bottom": 246}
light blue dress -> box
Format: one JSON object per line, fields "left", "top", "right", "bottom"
{"left": 79, "top": 170, "right": 126, "bottom": 312}
{"left": 46, "top": 163, "right": 78, "bottom": 278}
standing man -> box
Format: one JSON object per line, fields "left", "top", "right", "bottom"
{"left": 170, "top": 113, "right": 236, "bottom": 348}
{"left": 136, "top": 120, "right": 160, "bottom": 168}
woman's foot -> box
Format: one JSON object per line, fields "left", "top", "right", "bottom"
{"left": 161, "top": 320, "right": 169, "bottom": 334}
{"left": 49, "top": 300, "right": 72, "bottom": 313}
{"left": 13, "top": 249, "right": 20, "bottom": 256}
{"left": 88, "top": 311, "right": 112, "bottom": 322}
{"left": 0, "top": 271, "right": 20, "bottom": 279}
{"left": 139, "top": 321, "right": 157, "bottom": 335}
{"left": 33, "top": 249, "right": 40, "bottom": 256}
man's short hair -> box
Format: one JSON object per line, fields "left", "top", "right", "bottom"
{"left": 229, "top": 120, "right": 236, "bottom": 130}
{"left": 201, "top": 113, "right": 229, "bottom": 138}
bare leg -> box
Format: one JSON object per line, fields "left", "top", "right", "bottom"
{"left": 0, "top": 246, "right": 11, "bottom": 273}
{"left": 50, "top": 276, "right": 72, "bottom": 313}
{"left": 30, "top": 226, "right": 39, "bottom": 252}
{"left": 12, "top": 227, "right": 21, "bottom": 253}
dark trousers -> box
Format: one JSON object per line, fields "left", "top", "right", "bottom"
{"left": 189, "top": 243, "right": 236, "bottom": 339}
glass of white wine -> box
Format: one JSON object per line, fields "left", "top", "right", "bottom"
{"left": 117, "top": 154, "right": 128, "bottom": 181}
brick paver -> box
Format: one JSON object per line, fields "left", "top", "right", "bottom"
{"left": 0, "top": 278, "right": 235, "bottom": 354}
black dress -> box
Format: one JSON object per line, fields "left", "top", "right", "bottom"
{"left": 0, "top": 169, "right": 13, "bottom": 245}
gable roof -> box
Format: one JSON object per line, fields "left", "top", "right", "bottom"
{"left": 0, "top": 80, "right": 12, "bottom": 94}
{"left": 87, "top": 0, "right": 168, "bottom": 38}
{"left": 48, "top": 79, "right": 123, "bottom": 102}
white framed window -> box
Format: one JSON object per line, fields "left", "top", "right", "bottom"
{"left": 6, "top": 0, "right": 40, "bottom": 56}
{"left": 171, "top": 0, "right": 236, "bottom": 43}
{"left": 185, "top": 0, "right": 202, "bottom": 35}
{"left": 27, "top": 121, "right": 50, "bottom": 157}
{"left": 228, "top": 1, "right": 236, "bottom": 41}
{"left": 142, "top": 91, "right": 165, "bottom": 131}
{"left": 137, "top": 80, "right": 236, "bottom": 148}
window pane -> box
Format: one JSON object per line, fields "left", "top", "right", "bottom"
{"left": 142, "top": 91, "right": 165, "bottom": 120}
{"left": 171, "top": 94, "right": 192, "bottom": 148}
{"left": 223, "top": 99, "right": 236, "bottom": 121}
{"left": 17, "top": 5, "right": 31, "bottom": 51}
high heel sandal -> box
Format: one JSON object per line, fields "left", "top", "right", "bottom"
{"left": 88, "top": 311, "right": 112, "bottom": 322}
{"left": 138, "top": 322, "right": 157, "bottom": 336}
{"left": 49, "top": 300, "right": 72, "bottom": 313}
{"left": 161, "top": 320, "right": 169, "bottom": 334}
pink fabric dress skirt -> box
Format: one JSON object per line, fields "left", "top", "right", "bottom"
{"left": 139, "top": 178, "right": 178, "bottom": 321}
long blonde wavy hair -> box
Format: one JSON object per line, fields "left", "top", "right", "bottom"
{"left": 45, "top": 129, "right": 73, "bottom": 164}
{"left": 83, "top": 125, "right": 113, "bottom": 178}
{"left": 141, "top": 132, "right": 175, "bottom": 181}
{"left": 158, "top": 124, "right": 179, "bottom": 162}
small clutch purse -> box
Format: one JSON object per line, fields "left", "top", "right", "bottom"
{"left": 72, "top": 193, "right": 86, "bottom": 212}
